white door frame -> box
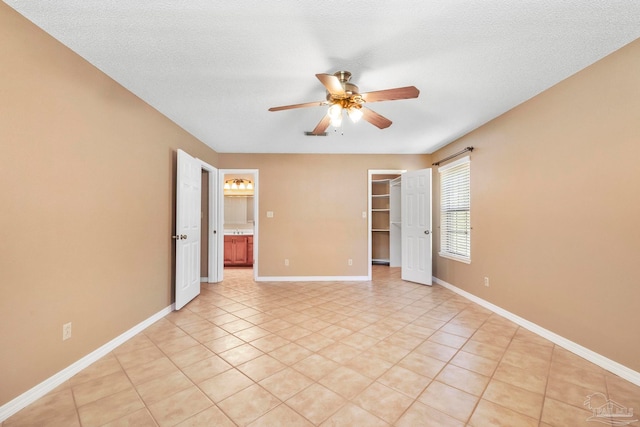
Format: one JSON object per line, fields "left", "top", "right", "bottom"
{"left": 367, "top": 169, "right": 406, "bottom": 280}
{"left": 218, "top": 169, "right": 259, "bottom": 281}
{"left": 199, "top": 160, "right": 219, "bottom": 283}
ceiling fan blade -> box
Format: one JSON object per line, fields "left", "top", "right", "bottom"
{"left": 316, "top": 73, "right": 346, "bottom": 97}
{"left": 311, "top": 114, "right": 331, "bottom": 135}
{"left": 362, "top": 107, "right": 392, "bottom": 129}
{"left": 360, "top": 86, "right": 420, "bottom": 103}
{"left": 268, "top": 100, "right": 326, "bottom": 112}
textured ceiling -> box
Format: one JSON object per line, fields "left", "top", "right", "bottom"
{"left": 5, "top": 1, "right": 640, "bottom": 154}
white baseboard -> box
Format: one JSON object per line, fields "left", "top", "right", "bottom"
{"left": 256, "top": 275, "right": 370, "bottom": 282}
{"left": 0, "top": 304, "right": 174, "bottom": 423}
{"left": 432, "top": 276, "right": 640, "bottom": 387}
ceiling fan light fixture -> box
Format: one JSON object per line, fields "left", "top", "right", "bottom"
{"left": 327, "top": 103, "right": 342, "bottom": 120}
{"left": 347, "top": 106, "right": 363, "bottom": 123}
{"left": 330, "top": 114, "right": 343, "bottom": 128}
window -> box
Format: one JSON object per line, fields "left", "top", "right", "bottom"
{"left": 439, "top": 156, "right": 471, "bottom": 263}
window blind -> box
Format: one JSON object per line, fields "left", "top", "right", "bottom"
{"left": 439, "top": 156, "right": 470, "bottom": 263}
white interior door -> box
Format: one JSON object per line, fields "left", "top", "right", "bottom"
{"left": 175, "top": 149, "right": 201, "bottom": 310}
{"left": 401, "top": 168, "right": 432, "bottom": 285}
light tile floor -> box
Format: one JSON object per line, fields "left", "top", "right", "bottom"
{"left": 3, "top": 267, "right": 639, "bottom": 426}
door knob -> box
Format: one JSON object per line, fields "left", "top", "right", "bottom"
{"left": 181, "top": 234, "right": 187, "bottom": 240}
{"left": 424, "top": 230, "right": 430, "bottom": 235}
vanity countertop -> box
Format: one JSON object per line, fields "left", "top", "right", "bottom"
{"left": 224, "top": 229, "right": 253, "bottom": 236}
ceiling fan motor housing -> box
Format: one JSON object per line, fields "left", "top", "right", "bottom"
{"left": 334, "top": 70, "right": 352, "bottom": 82}
{"left": 326, "top": 71, "right": 360, "bottom": 101}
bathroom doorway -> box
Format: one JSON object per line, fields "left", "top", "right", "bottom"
{"left": 218, "top": 169, "right": 258, "bottom": 281}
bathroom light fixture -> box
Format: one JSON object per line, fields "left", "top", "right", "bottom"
{"left": 224, "top": 178, "right": 253, "bottom": 191}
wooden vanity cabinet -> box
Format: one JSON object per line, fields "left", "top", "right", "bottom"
{"left": 224, "top": 235, "right": 253, "bottom": 266}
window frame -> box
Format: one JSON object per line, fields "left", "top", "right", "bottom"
{"left": 438, "top": 155, "right": 471, "bottom": 264}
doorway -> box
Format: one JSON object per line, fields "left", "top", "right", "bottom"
{"left": 200, "top": 162, "right": 219, "bottom": 284}
{"left": 368, "top": 169, "right": 405, "bottom": 279}
{"left": 368, "top": 168, "right": 433, "bottom": 286}
{"left": 218, "top": 169, "right": 259, "bottom": 281}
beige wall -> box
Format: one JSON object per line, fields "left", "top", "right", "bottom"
{"left": 218, "top": 154, "right": 431, "bottom": 277}
{"left": 432, "top": 39, "right": 640, "bottom": 372}
{"left": 0, "top": 4, "right": 218, "bottom": 405}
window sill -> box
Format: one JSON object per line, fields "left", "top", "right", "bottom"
{"left": 438, "top": 252, "right": 471, "bottom": 264}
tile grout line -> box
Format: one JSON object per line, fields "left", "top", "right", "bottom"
{"left": 470, "top": 321, "right": 523, "bottom": 426}
{"left": 537, "top": 342, "right": 556, "bottom": 426}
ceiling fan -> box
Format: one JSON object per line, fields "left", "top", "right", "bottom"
{"left": 268, "top": 71, "right": 420, "bottom": 135}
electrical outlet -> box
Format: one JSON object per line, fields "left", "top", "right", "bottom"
{"left": 284, "top": 259, "right": 289, "bottom": 266}
{"left": 484, "top": 277, "right": 490, "bottom": 287}
{"left": 362, "top": 211, "right": 367, "bottom": 219}
{"left": 348, "top": 259, "right": 353, "bottom": 266}
{"left": 62, "top": 322, "right": 72, "bottom": 341}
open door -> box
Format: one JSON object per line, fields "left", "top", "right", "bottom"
{"left": 175, "top": 150, "right": 201, "bottom": 309}
{"left": 401, "top": 168, "right": 432, "bottom": 285}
